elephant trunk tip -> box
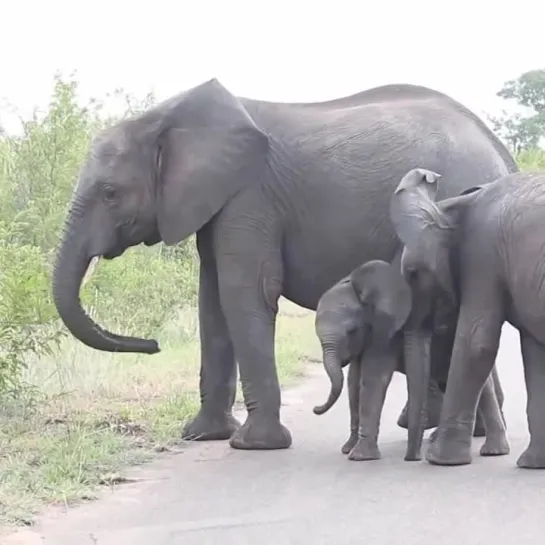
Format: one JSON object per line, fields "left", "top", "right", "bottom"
{"left": 313, "top": 404, "right": 329, "bottom": 416}
{"left": 120, "top": 339, "right": 161, "bottom": 355}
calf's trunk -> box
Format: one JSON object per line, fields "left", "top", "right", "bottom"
{"left": 313, "top": 347, "right": 344, "bottom": 415}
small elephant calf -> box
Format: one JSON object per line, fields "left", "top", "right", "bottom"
{"left": 313, "top": 259, "right": 421, "bottom": 461}
{"left": 313, "top": 258, "right": 505, "bottom": 462}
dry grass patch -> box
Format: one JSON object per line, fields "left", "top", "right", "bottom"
{"left": 0, "top": 298, "right": 319, "bottom": 527}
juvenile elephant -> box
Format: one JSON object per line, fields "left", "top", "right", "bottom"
{"left": 52, "top": 78, "right": 517, "bottom": 451}
{"left": 390, "top": 168, "right": 516, "bottom": 466}
{"left": 313, "top": 259, "right": 504, "bottom": 461}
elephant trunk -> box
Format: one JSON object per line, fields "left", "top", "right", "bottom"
{"left": 403, "top": 328, "right": 431, "bottom": 461}
{"left": 313, "top": 347, "right": 344, "bottom": 415}
{"left": 52, "top": 205, "right": 160, "bottom": 354}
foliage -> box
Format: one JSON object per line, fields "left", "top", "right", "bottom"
{"left": 490, "top": 68, "right": 545, "bottom": 154}
{"left": 515, "top": 148, "right": 545, "bottom": 171}
{"left": 0, "top": 242, "right": 64, "bottom": 393}
{"left": 0, "top": 74, "right": 198, "bottom": 392}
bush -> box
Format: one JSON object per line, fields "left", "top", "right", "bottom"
{"left": 0, "top": 74, "right": 198, "bottom": 392}
{"left": 81, "top": 245, "right": 198, "bottom": 338}
{"left": 515, "top": 148, "right": 545, "bottom": 171}
{"left": 0, "top": 242, "right": 64, "bottom": 393}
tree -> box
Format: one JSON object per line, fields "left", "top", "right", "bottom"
{"left": 489, "top": 69, "right": 545, "bottom": 154}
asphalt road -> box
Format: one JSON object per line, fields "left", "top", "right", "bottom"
{"left": 6, "top": 324, "right": 545, "bottom": 545}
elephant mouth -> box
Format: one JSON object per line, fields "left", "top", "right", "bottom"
{"left": 102, "top": 247, "right": 126, "bottom": 260}
{"left": 143, "top": 232, "right": 162, "bottom": 246}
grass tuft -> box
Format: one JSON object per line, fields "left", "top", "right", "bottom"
{"left": 0, "top": 298, "right": 319, "bottom": 527}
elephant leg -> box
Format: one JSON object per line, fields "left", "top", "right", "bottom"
{"left": 181, "top": 238, "right": 240, "bottom": 441}
{"left": 426, "top": 285, "right": 504, "bottom": 467}
{"left": 217, "top": 248, "right": 291, "bottom": 451}
{"left": 396, "top": 379, "right": 443, "bottom": 431}
{"left": 477, "top": 374, "right": 510, "bottom": 456}
{"left": 517, "top": 333, "right": 545, "bottom": 469}
{"left": 342, "top": 360, "right": 361, "bottom": 455}
{"left": 473, "top": 365, "right": 506, "bottom": 436}
{"left": 491, "top": 365, "right": 506, "bottom": 423}
{"left": 397, "top": 329, "right": 452, "bottom": 432}
{"left": 348, "top": 350, "right": 396, "bottom": 461}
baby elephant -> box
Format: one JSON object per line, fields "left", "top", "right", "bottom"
{"left": 313, "top": 259, "right": 417, "bottom": 461}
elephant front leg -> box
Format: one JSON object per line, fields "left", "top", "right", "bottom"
{"left": 218, "top": 254, "right": 291, "bottom": 451}
{"left": 181, "top": 257, "right": 240, "bottom": 442}
{"left": 342, "top": 360, "right": 361, "bottom": 454}
{"left": 348, "top": 350, "right": 396, "bottom": 461}
{"left": 427, "top": 292, "right": 504, "bottom": 466}
{"left": 517, "top": 333, "right": 545, "bottom": 469}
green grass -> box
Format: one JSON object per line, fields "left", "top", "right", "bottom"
{"left": 0, "top": 298, "right": 320, "bottom": 527}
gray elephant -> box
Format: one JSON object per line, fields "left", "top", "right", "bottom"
{"left": 313, "top": 259, "right": 418, "bottom": 461}
{"left": 313, "top": 259, "right": 504, "bottom": 461}
{"left": 51, "top": 78, "right": 517, "bottom": 451}
{"left": 390, "top": 168, "right": 515, "bottom": 465}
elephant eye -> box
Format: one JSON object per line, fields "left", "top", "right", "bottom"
{"left": 102, "top": 185, "right": 117, "bottom": 202}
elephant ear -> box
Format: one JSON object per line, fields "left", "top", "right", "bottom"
{"left": 350, "top": 259, "right": 412, "bottom": 348}
{"left": 390, "top": 168, "right": 462, "bottom": 305}
{"left": 390, "top": 167, "right": 450, "bottom": 251}
{"left": 156, "top": 79, "right": 270, "bottom": 245}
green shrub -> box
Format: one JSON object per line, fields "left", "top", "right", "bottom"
{"left": 81, "top": 245, "right": 198, "bottom": 338}
{"left": 0, "top": 242, "right": 64, "bottom": 393}
{"left": 0, "top": 74, "right": 199, "bottom": 392}
{"left": 515, "top": 148, "right": 545, "bottom": 171}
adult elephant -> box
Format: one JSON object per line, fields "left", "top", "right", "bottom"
{"left": 52, "top": 78, "right": 518, "bottom": 451}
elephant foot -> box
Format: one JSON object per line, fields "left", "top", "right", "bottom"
{"left": 480, "top": 433, "right": 510, "bottom": 457}
{"left": 181, "top": 410, "right": 241, "bottom": 441}
{"left": 426, "top": 426, "right": 472, "bottom": 466}
{"left": 229, "top": 413, "right": 292, "bottom": 450}
{"left": 341, "top": 432, "right": 358, "bottom": 455}
{"left": 347, "top": 437, "right": 381, "bottom": 461}
{"left": 517, "top": 441, "right": 545, "bottom": 469}
{"left": 404, "top": 443, "right": 423, "bottom": 462}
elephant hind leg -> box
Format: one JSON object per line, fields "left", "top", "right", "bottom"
{"left": 478, "top": 375, "right": 510, "bottom": 457}
{"left": 517, "top": 333, "right": 545, "bottom": 469}
{"left": 396, "top": 379, "right": 444, "bottom": 431}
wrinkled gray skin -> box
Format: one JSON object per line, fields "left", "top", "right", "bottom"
{"left": 313, "top": 260, "right": 413, "bottom": 461}
{"left": 313, "top": 259, "right": 503, "bottom": 462}
{"left": 391, "top": 168, "right": 514, "bottom": 466}
{"left": 52, "top": 78, "right": 517, "bottom": 451}
{"left": 392, "top": 170, "right": 506, "bottom": 459}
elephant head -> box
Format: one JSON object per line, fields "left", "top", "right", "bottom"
{"left": 52, "top": 79, "right": 270, "bottom": 353}
{"left": 313, "top": 279, "right": 366, "bottom": 415}
{"left": 389, "top": 167, "right": 482, "bottom": 460}
{"left": 313, "top": 260, "right": 412, "bottom": 416}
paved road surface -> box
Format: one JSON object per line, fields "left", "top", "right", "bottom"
{"left": 5, "top": 324, "right": 545, "bottom": 544}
